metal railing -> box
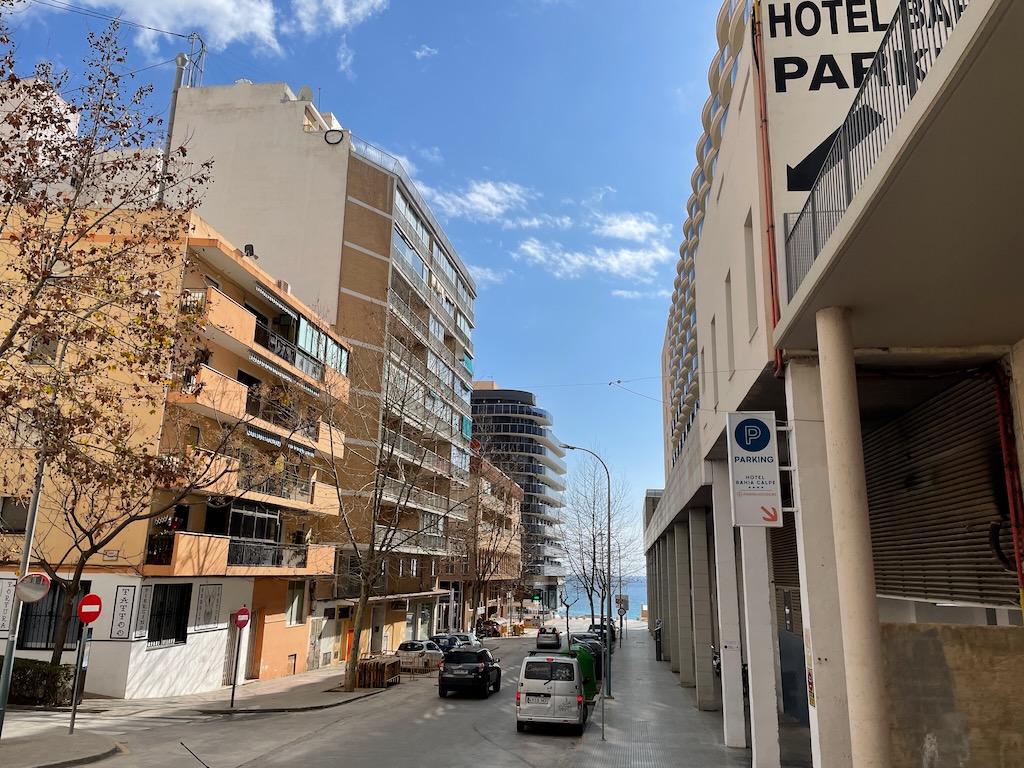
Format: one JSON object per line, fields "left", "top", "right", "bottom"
{"left": 373, "top": 524, "right": 449, "bottom": 554}
{"left": 784, "top": 0, "right": 972, "bottom": 298}
{"left": 381, "top": 477, "right": 451, "bottom": 516}
{"left": 145, "top": 533, "right": 175, "bottom": 565}
{"left": 228, "top": 540, "right": 308, "bottom": 568}
{"left": 254, "top": 321, "right": 325, "bottom": 381}
{"left": 240, "top": 470, "right": 313, "bottom": 503}
{"left": 245, "top": 390, "right": 320, "bottom": 442}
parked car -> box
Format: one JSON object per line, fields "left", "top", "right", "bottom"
{"left": 516, "top": 653, "right": 588, "bottom": 734}
{"left": 589, "top": 621, "right": 617, "bottom": 643}
{"left": 449, "top": 632, "right": 482, "bottom": 647}
{"left": 439, "top": 647, "right": 502, "bottom": 698}
{"left": 536, "top": 625, "right": 561, "bottom": 649}
{"left": 430, "top": 634, "right": 464, "bottom": 651}
{"left": 583, "top": 626, "right": 614, "bottom": 653}
{"left": 396, "top": 640, "right": 444, "bottom": 669}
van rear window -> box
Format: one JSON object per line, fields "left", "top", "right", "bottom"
{"left": 524, "top": 661, "right": 575, "bottom": 681}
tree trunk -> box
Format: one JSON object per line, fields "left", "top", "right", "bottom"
{"left": 49, "top": 564, "right": 86, "bottom": 666}
{"left": 343, "top": 579, "right": 371, "bottom": 692}
{"left": 588, "top": 597, "right": 596, "bottom": 625}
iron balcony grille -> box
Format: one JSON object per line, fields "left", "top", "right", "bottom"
{"left": 784, "top": 0, "right": 972, "bottom": 298}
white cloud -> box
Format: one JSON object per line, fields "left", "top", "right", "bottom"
{"left": 502, "top": 214, "right": 573, "bottom": 231}
{"left": 418, "top": 146, "right": 443, "bottom": 164}
{"left": 67, "top": 0, "right": 389, "bottom": 57}
{"left": 425, "top": 180, "right": 535, "bottom": 222}
{"left": 413, "top": 44, "right": 438, "bottom": 60}
{"left": 512, "top": 237, "right": 673, "bottom": 282}
{"left": 612, "top": 288, "right": 672, "bottom": 300}
{"left": 592, "top": 211, "right": 666, "bottom": 244}
{"left": 336, "top": 38, "right": 355, "bottom": 77}
{"left": 467, "top": 265, "right": 508, "bottom": 286}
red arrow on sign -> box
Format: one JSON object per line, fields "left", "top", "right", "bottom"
{"left": 760, "top": 506, "right": 780, "bottom": 523}
{"left": 78, "top": 593, "right": 102, "bottom": 624}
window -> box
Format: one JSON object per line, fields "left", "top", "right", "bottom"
{"left": 148, "top": 583, "right": 192, "bottom": 647}
{"left": 461, "top": 415, "right": 472, "bottom": 440}
{"left": 286, "top": 581, "right": 306, "bottom": 626}
{"left": 454, "top": 310, "right": 471, "bottom": 338}
{"left": 18, "top": 582, "right": 91, "bottom": 650}
{"left": 431, "top": 558, "right": 437, "bottom": 577}
{"left": 744, "top": 210, "right": 758, "bottom": 337}
{"left": 398, "top": 559, "right": 405, "bottom": 577}
{"left": 725, "top": 272, "right": 735, "bottom": 378}
{"left": 410, "top": 558, "right": 419, "bottom": 577}
{"left": 0, "top": 496, "right": 29, "bottom": 533}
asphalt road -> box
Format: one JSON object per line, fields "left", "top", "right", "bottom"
{"left": 102, "top": 632, "right": 590, "bottom": 768}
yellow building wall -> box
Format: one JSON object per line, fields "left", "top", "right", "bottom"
{"left": 252, "top": 578, "right": 311, "bottom": 680}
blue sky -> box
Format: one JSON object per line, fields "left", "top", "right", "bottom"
{"left": 6, "top": 0, "right": 720, "bottom": 533}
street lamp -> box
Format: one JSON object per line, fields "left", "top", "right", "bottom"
{"left": 559, "top": 443, "right": 613, "bottom": 741}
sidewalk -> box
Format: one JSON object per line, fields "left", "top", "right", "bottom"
{"left": 570, "top": 623, "right": 813, "bottom": 768}
{"left": 0, "top": 664, "right": 385, "bottom": 768}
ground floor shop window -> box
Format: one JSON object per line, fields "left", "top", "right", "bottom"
{"left": 148, "top": 583, "right": 192, "bottom": 647}
{"left": 17, "top": 581, "right": 91, "bottom": 650}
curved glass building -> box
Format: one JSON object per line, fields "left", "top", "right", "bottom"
{"left": 471, "top": 382, "right": 567, "bottom": 610}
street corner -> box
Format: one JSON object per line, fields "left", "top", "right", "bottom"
{"left": 0, "top": 731, "right": 120, "bottom": 768}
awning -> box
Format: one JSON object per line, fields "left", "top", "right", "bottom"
{"left": 246, "top": 425, "right": 282, "bottom": 446}
{"left": 288, "top": 440, "right": 316, "bottom": 458}
{"left": 367, "top": 589, "right": 449, "bottom": 604}
{"left": 248, "top": 351, "right": 294, "bottom": 382}
{"left": 255, "top": 283, "right": 299, "bottom": 320}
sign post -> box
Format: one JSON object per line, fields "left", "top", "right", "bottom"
{"left": 231, "top": 607, "right": 250, "bottom": 708}
{"left": 726, "top": 412, "right": 783, "bottom": 527}
{"left": 70, "top": 594, "right": 102, "bottom": 734}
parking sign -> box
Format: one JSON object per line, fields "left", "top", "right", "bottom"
{"left": 726, "top": 412, "right": 782, "bottom": 527}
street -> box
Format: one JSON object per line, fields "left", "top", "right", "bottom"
{"left": 5, "top": 626, "right": 607, "bottom": 768}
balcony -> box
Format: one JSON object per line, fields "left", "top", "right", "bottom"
{"left": 245, "top": 390, "right": 320, "bottom": 443}
{"left": 142, "top": 531, "right": 334, "bottom": 576}
{"left": 168, "top": 365, "right": 247, "bottom": 422}
{"left": 381, "top": 477, "right": 451, "bottom": 517}
{"left": 310, "top": 480, "right": 341, "bottom": 516}
{"left": 777, "top": 0, "right": 1023, "bottom": 351}
{"left": 190, "top": 287, "right": 257, "bottom": 353}
{"left": 239, "top": 469, "right": 313, "bottom": 505}
{"left": 374, "top": 524, "right": 449, "bottom": 554}
{"left": 254, "top": 321, "right": 325, "bottom": 381}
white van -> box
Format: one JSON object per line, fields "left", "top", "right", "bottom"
{"left": 515, "top": 654, "right": 588, "bottom": 734}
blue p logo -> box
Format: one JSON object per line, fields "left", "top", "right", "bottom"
{"left": 735, "top": 418, "right": 771, "bottom": 452}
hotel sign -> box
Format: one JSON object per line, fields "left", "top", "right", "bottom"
{"left": 727, "top": 412, "right": 783, "bottom": 527}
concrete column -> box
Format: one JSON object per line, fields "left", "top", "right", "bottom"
{"left": 816, "top": 307, "right": 890, "bottom": 768}
{"left": 666, "top": 527, "right": 678, "bottom": 669}
{"left": 786, "top": 358, "right": 853, "bottom": 768}
{"left": 711, "top": 460, "right": 747, "bottom": 748}
{"left": 659, "top": 537, "right": 671, "bottom": 661}
{"left": 646, "top": 550, "right": 655, "bottom": 633}
{"left": 741, "top": 526, "right": 781, "bottom": 768}
{"left": 689, "top": 508, "right": 716, "bottom": 710}
{"left": 674, "top": 521, "right": 695, "bottom": 686}
{"left": 649, "top": 545, "right": 659, "bottom": 636}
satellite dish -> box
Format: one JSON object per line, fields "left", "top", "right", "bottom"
{"left": 297, "top": 86, "right": 314, "bottom": 102}
{"left": 16, "top": 573, "right": 51, "bottom": 604}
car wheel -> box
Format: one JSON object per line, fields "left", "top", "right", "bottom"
{"left": 575, "top": 722, "right": 585, "bottom": 736}
{"left": 492, "top": 674, "right": 501, "bottom": 692}
{"left": 480, "top": 680, "right": 490, "bottom": 698}
{"left": 516, "top": 721, "right": 525, "bottom": 733}
{"left": 438, "top": 686, "right": 447, "bottom": 698}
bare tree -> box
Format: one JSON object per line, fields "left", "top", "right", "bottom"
{"left": 0, "top": 22, "right": 227, "bottom": 664}
{"left": 560, "top": 451, "right": 633, "bottom": 625}
{"left": 313, "top": 320, "right": 473, "bottom": 692}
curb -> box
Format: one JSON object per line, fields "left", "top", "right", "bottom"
{"left": 30, "top": 742, "right": 121, "bottom": 768}
{"left": 193, "top": 687, "right": 385, "bottom": 715}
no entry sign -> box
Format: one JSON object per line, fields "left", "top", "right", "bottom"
{"left": 77, "top": 593, "right": 102, "bottom": 624}
{"left": 234, "top": 607, "right": 250, "bottom": 629}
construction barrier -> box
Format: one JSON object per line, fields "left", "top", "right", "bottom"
{"left": 356, "top": 657, "right": 401, "bottom": 688}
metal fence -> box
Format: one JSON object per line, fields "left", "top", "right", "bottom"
{"left": 784, "top": 0, "right": 973, "bottom": 299}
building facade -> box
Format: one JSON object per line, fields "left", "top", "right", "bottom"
{"left": 1, "top": 213, "right": 353, "bottom": 698}
{"left": 470, "top": 383, "right": 566, "bottom": 611}
{"left": 648, "top": 1, "right": 1024, "bottom": 767}
{"left": 170, "top": 82, "right": 479, "bottom": 647}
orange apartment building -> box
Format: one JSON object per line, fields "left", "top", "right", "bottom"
{"left": 0, "top": 212, "right": 355, "bottom": 698}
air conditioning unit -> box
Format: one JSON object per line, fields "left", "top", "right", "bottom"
{"left": 277, "top": 279, "right": 292, "bottom": 294}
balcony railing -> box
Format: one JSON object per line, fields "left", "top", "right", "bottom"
{"left": 784, "top": 0, "right": 972, "bottom": 298}
{"left": 145, "top": 533, "right": 176, "bottom": 565}
{"left": 374, "top": 524, "right": 449, "bottom": 554}
{"left": 254, "top": 321, "right": 325, "bottom": 381}
{"left": 381, "top": 477, "right": 450, "bottom": 516}
{"left": 240, "top": 470, "right": 313, "bottom": 504}
{"left": 245, "top": 390, "right": 320, "bottom": 442}
{"left": 227, "top": 540, "right": 308, "bottom": 568}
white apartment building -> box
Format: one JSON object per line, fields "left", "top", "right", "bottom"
{"left": 648, "top": 1, "right": 1024, "bottom": 767}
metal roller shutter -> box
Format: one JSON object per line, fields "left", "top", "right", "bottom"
{"left": 864, "top": 377, "right": 1018, "bottom": 605}
{"left": 770, "top": 511, "right": 803, "bottom": 635}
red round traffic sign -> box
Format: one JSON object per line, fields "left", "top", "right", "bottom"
{"left": 78, "top": 594, "right": 102, "bottom": 624}
{"left": 234, "top": 607, "right": 250, "bottom": 629}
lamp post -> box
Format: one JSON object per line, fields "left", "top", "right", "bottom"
{"left": 559, "top": 443, "right": 612, "bottom": 741}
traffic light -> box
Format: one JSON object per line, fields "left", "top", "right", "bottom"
{"left": 532, "top": 590, "right": 543, "bottom": 601}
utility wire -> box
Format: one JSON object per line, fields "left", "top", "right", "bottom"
{"left": 27, "top": 0, "right": 191, "bottom": 38}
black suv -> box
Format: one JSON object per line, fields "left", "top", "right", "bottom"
{"left": 439, "top": 648, "right": 501, "bottom": 698}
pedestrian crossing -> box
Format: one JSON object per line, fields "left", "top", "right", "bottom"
{"left": 3, "top": 709, "right": 222, "bottom": 738}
